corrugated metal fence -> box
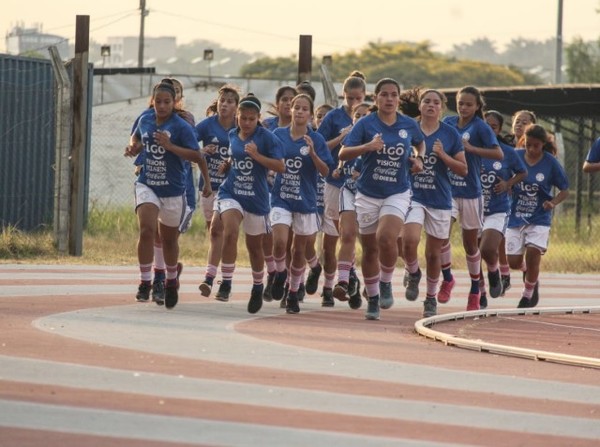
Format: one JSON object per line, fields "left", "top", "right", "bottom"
{"left": 0, "top": 54, "right": 55, "bottom": 231}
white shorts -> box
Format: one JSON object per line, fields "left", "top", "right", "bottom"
{"left": 505, "top": 224, "right": 550, "bottom": 255}
{"left": 270, "top": 207, "right": 320, "bottom": 236}
{"left": 354, "top": 190, "right": 411, "bottom": 235}
{"left": 322, "top": 183, "right": 341, "bottom": 236}
{"left": 339, "top": 186, "right": 356, "bottom": 213}
{"left": 135, "top": 182, "right": 187, "bottom": 228}
{"left": 199, "top": 191, "right": 217, "bottom": 223}
{"left": 481, "top": 212, "right": 508, "bottom": 236}
{"left": 451, "top": 197, "right": 483, "bottom": 230}
{"left": 404, "top": 202, "right": 451, "bottom": 240}
{"left": 216, "top": 198, "right": 271, "bottom": 236}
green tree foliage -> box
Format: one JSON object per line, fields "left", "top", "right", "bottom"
{"left": 240, "top": 41, "right": 538, "bottom": 88}
{"left": 565, "top": 37, "right": 600, "bottom": 83}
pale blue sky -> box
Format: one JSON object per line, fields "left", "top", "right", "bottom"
{"left": 4, "top": 0, "right": 600, "bottom": 56}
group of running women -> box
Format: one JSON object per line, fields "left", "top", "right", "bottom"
{"left": 125, "top": 72, "right": 571, "bottom": 320}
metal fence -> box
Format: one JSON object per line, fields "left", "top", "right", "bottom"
{"left": 0, "top": 55, "right": 55, "bottom": 231}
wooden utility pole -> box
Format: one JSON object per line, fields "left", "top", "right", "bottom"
{"left": 298, "top": 35, "right": 312, "bottom": 84}
{"left": 69, "top": 15, "right": 90, "bottom": 256}
{"left": 555, "top": 0, "right": 564, "bottom": 83}
{"left": 138, "top": 0, "right": 148, "bottom": 68}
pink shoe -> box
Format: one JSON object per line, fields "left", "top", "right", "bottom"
{"left": 437, "top": 278, "right": 455, "bottom": 303}
{"left": 467, "top": 292, "right": 481, "bottom": 311}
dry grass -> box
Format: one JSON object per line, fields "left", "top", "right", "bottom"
{"left": 1, "top": 207, "right": 598, "bottom": 273}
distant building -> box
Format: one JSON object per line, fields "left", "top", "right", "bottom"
{"left": 104, "top": 36, "right": 176, "bottom": 66}
{"left": 5, "top": 24, "right": 69, "bottom": 59}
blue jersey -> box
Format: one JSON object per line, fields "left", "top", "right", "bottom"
{"left": 135, "top": 112, "right": 199, "bottom": 197}
{"left": 218, "top": 126, "right": 285, "bottom": 215}
{"left": 508, "top": 150, "right": 569, "bottom": 227}
{"left": 317, "top": 106, "right": 353, "bottom": 187}
{"left": 410, "top": 122, "right": 463, "bottom": 210}
{"left": 271, "top": 128, "right": 335, "bottom": 213}
{"left": 481, "top": 143, "right": 527, "bottom": 216}
{"left": 132, "top": 108, "right": 154, "bottom": 167}
{"left": 344, "top": 112, "right": 424, "bottom": 199}
{"left": 585, "top": 137, "right": 600, "bottom": 163}
{"left": 443, "top": 115, "right": 499, "bottom": 199}
{"left": 195, "top": 115, "right": 236, "bottom": 191}
{"left": 262, "top": 115, "right": 286, "bottom": 131}
{"left": 340, "top": 156, "right": 362, "bottom": 196}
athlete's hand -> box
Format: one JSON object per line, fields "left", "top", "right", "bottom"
{"left": 202, "top": 144, "right": 217, "bottom": 155}
{"left": 244, "top": 140, "right": 259, "bottom": 159}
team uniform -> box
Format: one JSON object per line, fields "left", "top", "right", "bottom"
{"left": 585, "top": 137, "right": 600, "bottom": 164}
{"left": 195, "top": 115, "right": 236, "bottom": 222}
{"left": 405, "top": 122, "right": 464, "bottom": 239}
{"left": 270, "top": 128, "right": 334, "bottom": 234}
{"left": 481, "top": 142, "right": 527, "bottom": 235}
{"left": 317, "top": 106, "right": 352, "bottom": 235}
{"left": 443, "top": 115, "right": 500, "bottom": 229}
{"left": 339, "top": 157, "right": 362, "bottom": 214}
{"left": 217, "top": 125, "right": 284, "bottom": 234}
{"left": 262, "top": 115, "right": 285, "bottom": 132}
{"left": 344, "top": 112, "right": 424, "bottom": 234}
{"left": 134, "top": 112, "right": 199, "bottom": 228}
{"left": 506, "top": 150, "right": 569, "bottom": 255}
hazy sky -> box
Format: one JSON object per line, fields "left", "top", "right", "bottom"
{"left": 4, "top": 0, "right": 600, "bottom": 57}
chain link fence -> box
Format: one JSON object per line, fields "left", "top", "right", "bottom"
{"left": 89, "top": 75, "right": 600, "bottom": 272}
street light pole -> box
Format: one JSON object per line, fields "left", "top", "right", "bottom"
{"left": 100, "top": 45, "right": 111, "bottom": 104}
{"left": 204, "top": 49, "right": 214, "bottom": 83}
{"left": 555, "top": 0, "right": 564, "bottom": 84}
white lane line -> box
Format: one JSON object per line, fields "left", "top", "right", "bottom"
{"left": 1, "top": 357, "right": 599, "bottom": 440}
{"left": 0, "top": 399, "right": 448, "bottom": 447}
{"left": 32, "top": 304, "right": 600, "bottom": 405}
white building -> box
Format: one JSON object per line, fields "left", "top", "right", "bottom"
{"left": 104, "top": 36, "right": 176, "bottom": 66}
{"left": 5, "top": 24, "right": 69, "bottom": 59}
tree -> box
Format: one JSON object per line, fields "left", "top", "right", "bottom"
{"left": 565, "top": 37, "right": 600, "bottom": 83}
{"left": 239, "top": 41, "right": 539, "bottom": 88}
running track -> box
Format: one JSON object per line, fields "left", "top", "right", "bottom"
{"left": 0, "top": 264, "right": 598, "bottom": 446}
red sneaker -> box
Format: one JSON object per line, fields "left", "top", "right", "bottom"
{"left": 467, "top": 292, "right": 481, "bottom": 311}
{"left": 437, "top": 278, "right": 455, "bottom": 303}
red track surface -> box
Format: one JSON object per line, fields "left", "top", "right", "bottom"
{"left": 0, "top": 265, "right": 598, "bottom": 446}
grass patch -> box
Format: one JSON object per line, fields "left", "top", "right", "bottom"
{"left": 1, "top": 207, "right": 598, "bottom": 273}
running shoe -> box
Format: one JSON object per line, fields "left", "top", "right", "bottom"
{"left": 379, "top": 281, "right": 394, "bottom": 309}
{"left": 333, "top": 281, "right": 349, "bottom": 301}
{"left": 530, "top": 281, "right": 539, "bottom": 308}
{"left": 479, "top": 292, "right": 488, "bottom": 310}
{"left": 437, "top": 277, "right": 455, "bottom": 304}
{"left": 136, "top": 281, "right": 151, "bottom": 302}
{"left": 263, "top": 272, "right": 275, "bottom": 302}
{"left": 272, "top": 270, "right": 288, "bottom": 301}
{"left": 297, "top": 283, "right": 306, "bottom": 303}
{"left": 215, "top": 281, "right": 232, "bottom": 302}
{"left": 305, "top": 263, "right": 322, "bottom": 295}
{"left": 247, "top": 284, "right": 264, "bottom": 314}
{"left": 466, "top": 292, "right": 480, "bottom": 311}
{"left": 286, "top": 291, "right": 300, "bottom": 314}
{"left": 152, "top": 280, "right": 165, "bottom": 306}
{"left": 404, "top": 269, "right": 422, "bottom": 301}
{"left": 279, "top": 283, "right": 289, "bottom": 309}
{"left": 517, "top": 296, "right": 531, "bottom": 308}
{"left": 321, "top": 287, "right": 334, "bottom": 307}
{"left": 423, "top": 297, "right": 437, "bottom": 318}
{"left": 165, "top": 280, "right": 178, "bottom": 309}
{"left": 488, "top": 270, "right": 503, "bottom": 298}
{"left": 198, "top": 277, "right": 213, "bottom": 297}
{"left": 348, "top": 285, "right": 363, "bottom": 310}
{"left": 365, "top": 296, "right": 380, "bottom": 320}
